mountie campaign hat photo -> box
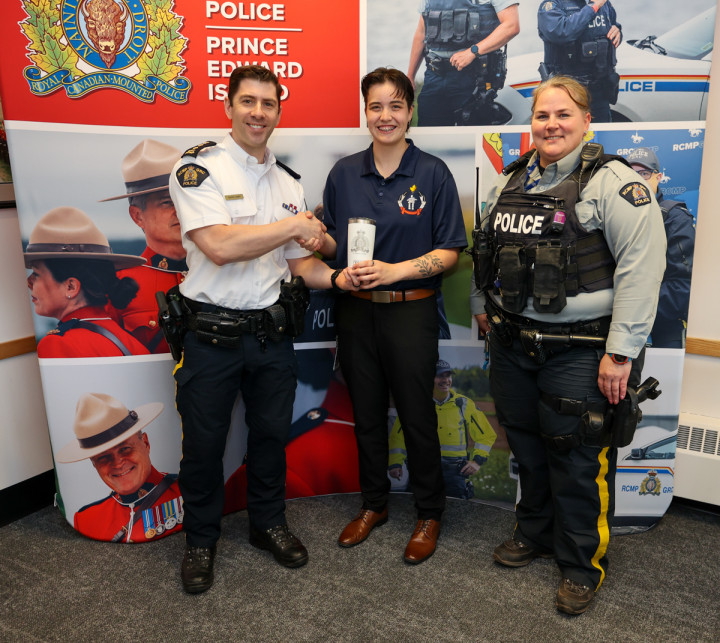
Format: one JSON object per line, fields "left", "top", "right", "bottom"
{"left": 55, "top": 392, "right": 164, "bottom": 463}
{"left": 100, "top": 139, "right": 182, "bottom": 202}
{"left": 624, "top": 147, "right": 660, "bottom": 173}
{"left": 23, "top": 207, "right": 146, "bottom": 270}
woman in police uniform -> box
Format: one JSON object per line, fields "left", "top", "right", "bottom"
{"left": 25, "top": 207, "right": 149, "bottom": 358}
{"left": 471, "top": 76, "right": 665, "bottom": 614}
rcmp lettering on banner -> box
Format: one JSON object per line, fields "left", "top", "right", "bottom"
{"left": 397, "top": 185, "right": 426, "bottom": 216}
{"left": 620, "top": 182, "right": 651, "bottom": 207}
{"left": 176, "top": 164, "right": 210, "bottom": 189}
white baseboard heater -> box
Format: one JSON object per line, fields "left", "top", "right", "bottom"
{"left": 674, "top": 413, "right": 720, "bottom": 507}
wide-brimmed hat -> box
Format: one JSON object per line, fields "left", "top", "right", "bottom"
{"left": 100, "top": 139, "right": 181, "bottom": 202}
{"left": 24, "top": 207, "right": 146, "bottom": 270}
{"left": 55, "top": 392, "right": 164, "bottom": 463}
{"left": 624, "top": 147, "right": 660, "bottom": 173}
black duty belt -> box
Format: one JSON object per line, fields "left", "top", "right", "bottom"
{"left": 184, "top": 298, "right": 265, "bottom": 337}
{"left": 487, "top": 299, "right": 610, "bottom": 336}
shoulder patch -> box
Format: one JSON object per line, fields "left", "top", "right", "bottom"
{"left": 276, "top": 159, "right": 301, "bottom": 180}
{"left": 176, "top": 163, "right": 210, "bottom": 189}
{"left": 541, "top": 1, "right": 557, "bottom": 11}
{"left": 619, "top": 182, "right": 652, "bottom": 207}
{"left": 182, "top": 141, "right": 217, "bottom": 158}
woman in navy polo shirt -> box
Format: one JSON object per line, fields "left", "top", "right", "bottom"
{"left": 321, "top": 67, "right": 467, "bottom": 565}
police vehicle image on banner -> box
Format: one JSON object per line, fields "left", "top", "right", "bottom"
{"left": 613, "top": 422, "right": 677, "bottom": 533}
{"left": 496, "top": 7, "right": 714, "bottom": 123}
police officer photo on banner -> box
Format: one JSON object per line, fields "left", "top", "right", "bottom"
{"left": 368, "top": 0, "right": 717, "bottom": 125}
{"left": 387, "top": 343, "right": 516, "bottom": 509}
{"left": 39, "top": 357, "right": 183, "bottom": 543}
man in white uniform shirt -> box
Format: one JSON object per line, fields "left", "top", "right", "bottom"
{"left": 169, "top": 65, "right": 353, "bottom": 594}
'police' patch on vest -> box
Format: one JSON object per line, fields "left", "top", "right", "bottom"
{"left": 176, "top": 164, "right": 209, "bottom": 189}
{"left": 619, "top": 182, "right": 651, "bottom": 207}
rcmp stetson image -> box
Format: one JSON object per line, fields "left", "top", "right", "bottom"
{"left": 23, "top": 206, "right": 146, "bottom": 269}
{"left": 55, "top": 392, "right": 163, "bottom": 462}
{"left": 100, "top": 139, "right": 182, "bottom": 202}
{"left": 20, "top": 0, "right": 191, "bottom": 103}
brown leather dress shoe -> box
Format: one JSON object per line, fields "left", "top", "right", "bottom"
{"left": 403, "top": 519, "right": 440, "bottom": 564}
{"left": 338, "top": 507, "right": 388, "bottom": 547}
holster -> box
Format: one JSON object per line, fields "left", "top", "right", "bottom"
{"left": 156, "top": 286, "right": 186, "bottom": 362}
{"left": 469, "top": 228, "right": 493, "bottom": 291}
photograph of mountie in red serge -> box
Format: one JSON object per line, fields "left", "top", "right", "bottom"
{"left": 24, "top": 207, "right": 150, "bottom": 358}
{"left": 223, "top": 377, "right": 359, "bottom": 513}
{"left": 55, "top": 392, "right": 183, "bottom": 543}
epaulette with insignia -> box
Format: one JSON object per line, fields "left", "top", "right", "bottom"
{"left": 182, "top": 141, "right": 217, "bottom": 158}
{"left": 276, "top": 159, "right": 301, "bottom": 180}
{"left": 176, "top": 163, "right": 210, "bottom": 189}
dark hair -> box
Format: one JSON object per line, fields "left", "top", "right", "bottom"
{"left": 128, "top": 189, "right": 171, "bottom": 212}
{"left": 227, "top": 65, "right": 281, "bottom": 105}
{"left": 531, "top": 76, "right": 591, "bottom": 116}
{"left": 128, "top": 193, "right": 148, "bottom": 210}
{"left": 44, "top": 259, "right": 139, "bottom": 310}
{"left": 361, "top": 67, "right": 414, "bottom": 111}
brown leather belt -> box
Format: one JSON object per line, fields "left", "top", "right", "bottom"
{"left": 350, "top": 289, "right": 434, "bottom": 303}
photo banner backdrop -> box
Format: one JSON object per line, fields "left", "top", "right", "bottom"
{"left": 0, "top": 0, "right": 713, "bottom": 541}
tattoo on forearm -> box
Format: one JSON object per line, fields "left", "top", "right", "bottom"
{"left": 413, "top": 253, "right": 444, "bottom": 277}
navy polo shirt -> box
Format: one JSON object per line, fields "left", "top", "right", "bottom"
{"left": 323, "top": 140, "right": 467, "bottom": 291}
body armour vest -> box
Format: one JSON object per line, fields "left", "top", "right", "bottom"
{"left": 484, "top": 147, "right": 619, "bottom": 314}
{"left": 424, "top": 1, "right": 501, "bottom": 51}
{"left": 542, "top": 0, "right": 616, "bottom": 82}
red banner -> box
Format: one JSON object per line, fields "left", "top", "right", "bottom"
{"left": 0, "top": 0, "right": 360, "bottom": 128}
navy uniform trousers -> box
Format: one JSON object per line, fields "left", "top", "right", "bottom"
{"left": 489, "top": 331, "right": 643, "bottom": 589}
{"left": 176, "top": 329, "right": 297, "bottom": 547}
{"left": 336, "top": 294, "right": 445, "bottom": 520}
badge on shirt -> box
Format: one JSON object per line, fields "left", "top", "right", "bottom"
{"left": 397, "top": 185, "right": 426, "bottom": 216}
{"left": 225, "top": 194, "right": 244, "bottom": 200}
{"left": 176, "top": 163, "right": 209, "bottom": 189}
{"left": 619, "top": 182, "right": 651, "bottom": 207}
{"left": 282, "top": 202, "right": 299, "bottom": 214}
{"left": 541, "top": 1, "right": 556, "bottom": 11}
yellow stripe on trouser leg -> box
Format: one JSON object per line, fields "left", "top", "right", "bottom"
{"left": 174, "top": 355, "right": 184, "bottom": 442}
{"left": 590, "top": 446, "right": 611, "bottom": 589}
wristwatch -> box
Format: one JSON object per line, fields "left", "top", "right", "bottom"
{"left": 470, "top": 45, "right": 481, "bottom": 57}
{"left": 330, "top": 268, "right": 344, "bottom": 293}
{"left": 609, "top": 353, "right": 631, "bottom": 365}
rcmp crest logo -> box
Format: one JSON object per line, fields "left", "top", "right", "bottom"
{"left": 397, "top": 184, "right": 426, "bottom": 216}
{"left": 639, "top": 470, "right": 662, "bottom": 496}
{"left": 20, "top": 0, "right": 191, "bottom": 103}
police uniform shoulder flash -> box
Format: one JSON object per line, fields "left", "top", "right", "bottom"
{"left": 182, "top": 141, "right": 217, "bottom": 158}
{"left": 541, "top": 1, "right": 557, "bottom": 11}
{"left": 276, "top": 159, "right": 301, "bottom": 180}
{"left": 176, "top": 163, "right": 210, "bottom": 189}
{"left": 619, "top": 182, "right": 652, "bottom": 207}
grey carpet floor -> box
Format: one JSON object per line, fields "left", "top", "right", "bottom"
{"left": 1, "top": 492, "right": 718, "bottom": 642}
